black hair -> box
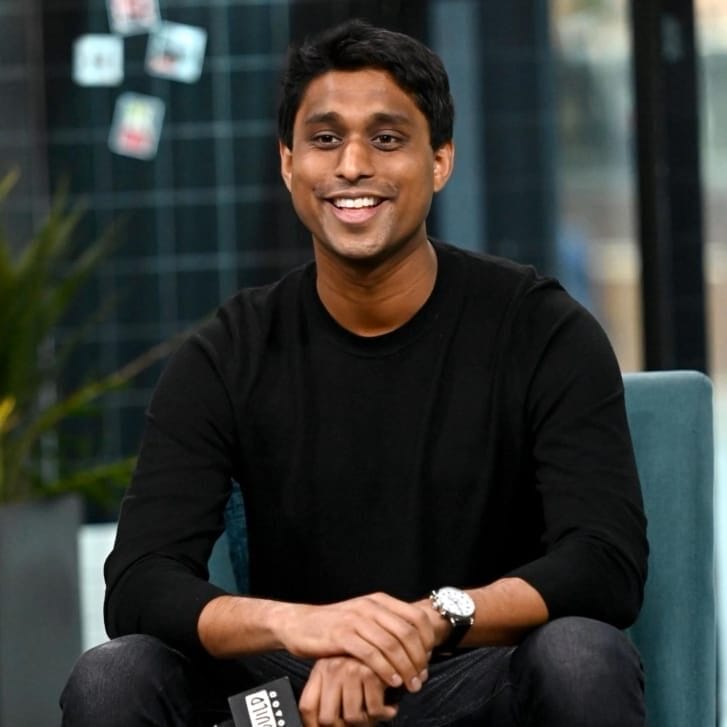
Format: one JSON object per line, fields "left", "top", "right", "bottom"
{"left": 278, "top": 19, "right": 454, "bottom": 150}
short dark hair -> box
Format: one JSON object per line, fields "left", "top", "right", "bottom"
{"left": 278, "top": 19, "right": 455, "bottom": 150}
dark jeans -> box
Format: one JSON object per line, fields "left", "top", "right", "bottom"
{"left": 60, "top": 617, "right": 645, "bottom": 726}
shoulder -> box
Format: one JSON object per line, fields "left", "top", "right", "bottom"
{"left": 193, "top": 261, "right": 312, "bottom": 359}
{"left": 157, "top": 261, "right": 312, "bottom": 396}
{"left": 433, "top": 239, "right": 618, "bottom": 383}
{"left": 433, "top": 239, "right": 584, "bottom": 339}
{"left": 433, "top": 239, "right": 560, "bottom": 306}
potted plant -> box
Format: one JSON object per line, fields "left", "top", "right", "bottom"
{"left": 0, "top": 169, "right": 183, "bottom": 725}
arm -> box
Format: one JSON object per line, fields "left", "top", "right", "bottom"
{"left": 502, "top": 281, "right": 648, "bottom": 628}
{"left": 198, "top": 591, "right": 434, "bottom": 691}
{"left": 104, "top": 324, "right": 240, "bottom": 655}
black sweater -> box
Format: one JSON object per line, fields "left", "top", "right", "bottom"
{"left": 105, "top": 241, "right": 648, "bottom": 657}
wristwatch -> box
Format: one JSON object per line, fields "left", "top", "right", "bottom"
{"left": 430, "top": 586, "right": 475, "bottom": 654}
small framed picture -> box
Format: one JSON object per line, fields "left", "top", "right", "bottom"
{"left": 145, "top": 22, "right": 208, "bottom": 84}
{"left": 107, "top": 0, "right": 160, "bottom": 36}
{"left": 73, "top": 34, "right": 124, "bottom": 86}
{"left": 108, "top": 92, "right": 165, "bottom": 160}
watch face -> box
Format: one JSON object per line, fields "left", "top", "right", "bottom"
{"left": 436, "top": 586, "right": 475, "bottom": 618}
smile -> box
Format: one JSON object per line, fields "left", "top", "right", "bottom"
{"left": 331, "top": 196, "right": 383, "bottom": 209}
{"left": 326, "top": 195, "right": 387, "bottom": 225}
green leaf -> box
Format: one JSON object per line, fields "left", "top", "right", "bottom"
{"left": 42, "top": 456, "right": 137, "bottom": 506}
{"left": 0, "top": 170, "right": 190, "bottom": 505}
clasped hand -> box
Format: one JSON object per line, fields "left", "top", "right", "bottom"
{"left": 278, "top": 592, "right": 436, "bottom": 726}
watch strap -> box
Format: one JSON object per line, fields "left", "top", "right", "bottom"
{"left": 438, "top": 614, "right": 474, "bottom": 654}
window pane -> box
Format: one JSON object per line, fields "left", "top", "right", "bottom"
{"left": 551, "top": 0, "right": 642, "bottom": 372}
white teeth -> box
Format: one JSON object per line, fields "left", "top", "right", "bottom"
{"left": 333, "top": 197, "right": 379, "bottom": 209}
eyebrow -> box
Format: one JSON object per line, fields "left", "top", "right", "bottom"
{"left": 302, "top": 111, "right": 413, "bottom": 127}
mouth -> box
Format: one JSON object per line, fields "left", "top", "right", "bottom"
{"left": 330, "top": 196, "right": 383, "bottom": 209}
{"left": 326, "top": 195, "right": 387, "bottom": 224}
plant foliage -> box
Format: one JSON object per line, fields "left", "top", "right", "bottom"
{"left": 0, "top": 171, "right": 183, "bottom": 504}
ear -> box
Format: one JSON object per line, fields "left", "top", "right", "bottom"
{"left": 432, "top": 140, "right": 455, "bottom": 193}
{"left": 279, "top": 140, "right": 293, "bottom": 192}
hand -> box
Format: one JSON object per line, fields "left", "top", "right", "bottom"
{"left": 299, "top": 656, "right": 415, "bottom": 726}
{"left": 278, "top": 592, "right": 434, "bottom": 692}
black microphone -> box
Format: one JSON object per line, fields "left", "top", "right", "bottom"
{"left": 227, "top": 676, "right": 303, "bottom": 727}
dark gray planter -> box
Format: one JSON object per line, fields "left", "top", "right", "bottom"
{"left": 0, "top": 494, "right": 82, "bottom": 726}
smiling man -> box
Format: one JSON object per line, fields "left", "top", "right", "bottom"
{"left": 61, "top": 20, "right": 648, "bottom": 727}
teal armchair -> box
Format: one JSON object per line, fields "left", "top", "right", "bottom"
{"left": 209, "top": 370, "right": 718, "bottom": 725}
{"left": 624, "top": 370, "right": 716, "bottom": 727}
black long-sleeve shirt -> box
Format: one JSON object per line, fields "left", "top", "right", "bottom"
{"left": 105, "top": 241, "right": 648, "bottom": 657}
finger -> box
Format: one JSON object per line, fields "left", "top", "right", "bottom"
{"left": 350, "top": 601, "right": 432, "bottom": 691}
{"left": 351, "top": 622, "right": 427, "bottom": 692}
{"left": 300, "top": 668, "right": 323, "bottom": 727}
{"left": 338, "top": 631, "right": 411, "bottom": 689}
{"left": 363, "top": 594, "right": 435, "bottom": 669}
{"left": 363, "top": 671, "right": 399, "bottom": 723}
{"left": 368, "top": 592, "right": 436, "bottom": 649}
{"left": 341, "top": 668, "right": 368, "bottom": 725}
{"left": 317, "top": 671, "right": 344, "bottom": 726}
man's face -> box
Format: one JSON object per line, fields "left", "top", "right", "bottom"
{"left": 280, "top": 68, "right": 454, "bottom": 267}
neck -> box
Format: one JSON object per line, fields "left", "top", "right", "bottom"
{"left": 314, "top": 239, "right": 438, "bottom": 337}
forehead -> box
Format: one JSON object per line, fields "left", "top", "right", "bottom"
{"left": 295, "top": 68, "right": 424, "bottom": 127}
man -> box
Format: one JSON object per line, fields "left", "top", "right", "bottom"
{"left": 62, "top": 19, "right": 648, "bottom": 727}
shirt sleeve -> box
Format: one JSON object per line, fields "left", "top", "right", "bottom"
{"left": 104, "top": 316, "right": 240, "bottom": 657}
{"left": 505, "top": 280, "right": 649, "bottom": 628}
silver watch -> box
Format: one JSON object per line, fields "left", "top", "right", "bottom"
{"left": 430, "top": 586, "right": 475, "bottom": 653}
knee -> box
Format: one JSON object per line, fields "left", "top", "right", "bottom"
{"left": 516, "top": 617, "right": 641, "bottom": 687}
{"left": 61, "top": 635, "right": 191, "bottom": 724}
{"left": 511, "top": 617, "right": 644, "bottom": 726}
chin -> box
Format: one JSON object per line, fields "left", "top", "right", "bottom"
{"left": 322, "top": 239, "right": 390, "bottom": 264}
{"left": 320, "top": 233, "right": 422, "bottom": 268}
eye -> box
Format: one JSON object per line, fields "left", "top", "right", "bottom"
{"left": 311, "top": 133, "right": 340, "bottom": 148}
{"left": 373, "top": 133, "right": 403, "bottom": 149}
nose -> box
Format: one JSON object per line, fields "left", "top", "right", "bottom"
{"left": 335, "top": 138, "right": 374, "bottom": 182}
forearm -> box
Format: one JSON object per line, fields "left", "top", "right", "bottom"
{"left": 416, "top": 577, "right": 549, "bottom": 649}
{"left": 197, "top": 594, "right": 295, "bottom": 657}
{"left": 466, "top": 577, "right": 549, "bottom": 645}
{"left": 200, "top": 577, "right": 549, "bottom": 660}
{"left": 198, "top": 590, "right": 434, "bottom": 696}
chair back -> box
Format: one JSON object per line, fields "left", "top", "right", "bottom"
{"left": 208, "top": 482, "right": 248, "bottom": 593}
{"left": 624, "top": 370, "right": 716, "bottom": 727}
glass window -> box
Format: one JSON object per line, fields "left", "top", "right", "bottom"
{"left": 551, "top": 0, "right": 641, "bottom": 372}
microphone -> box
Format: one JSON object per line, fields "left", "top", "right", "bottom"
{"left": 227, "top": 676, "right": 303, "bottom": 727}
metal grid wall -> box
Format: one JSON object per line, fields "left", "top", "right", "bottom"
{"left": 5, "top": 0, "right": 314, "bottom": 481}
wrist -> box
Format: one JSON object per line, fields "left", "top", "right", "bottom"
{"left": 266, "top": 600, "right": 303, "bottom": 651}
{"left": 432, "top": 613, "right": 453, "bottom": 648}
{"left": 415, "top": 597, "right": 452, "bottom": 648}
